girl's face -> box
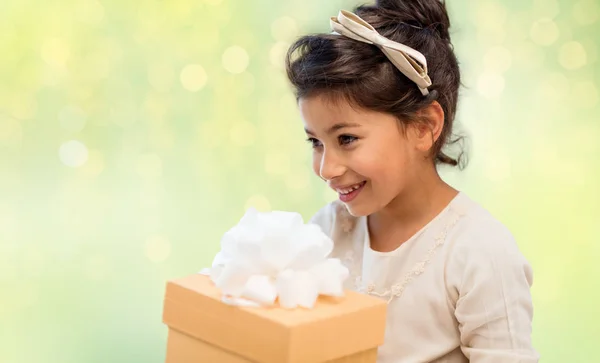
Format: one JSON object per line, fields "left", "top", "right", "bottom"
{"left": 300, "top": 95, "right": 433, "bottom": 217}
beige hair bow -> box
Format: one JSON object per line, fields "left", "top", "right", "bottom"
{"left": 330, "top": 10, "right": 432, "bottom": 96}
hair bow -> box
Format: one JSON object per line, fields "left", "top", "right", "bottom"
{"left": 330, "top": 10, "right": 432, "bottom": 96}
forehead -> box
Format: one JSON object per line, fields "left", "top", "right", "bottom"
{"left": 299, "top": 95, "right": 361, "bottom": 124}
{"left": 299, "top": 95, "right": 398, "bottom": 133}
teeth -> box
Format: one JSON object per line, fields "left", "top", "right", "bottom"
{"left": 337, "top": 182, "right": 363, "bottom": 195}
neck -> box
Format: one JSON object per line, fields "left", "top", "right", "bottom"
{"left": 368, "top": 168, "right": 458, "bottom": 252}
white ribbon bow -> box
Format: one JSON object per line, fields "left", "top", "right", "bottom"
{"left": 330, "top": 10, "right": 432, "bottom": 96}
{"left": 200, "top": 208, "right": 349, "bottom": 309}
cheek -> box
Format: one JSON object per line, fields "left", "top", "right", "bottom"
{"left": 361, "top": 138, "right": 409, "bottom": 181}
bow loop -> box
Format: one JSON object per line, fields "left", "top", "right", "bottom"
{"left": 202, "top": 208, "right": 349, "bottom": 309}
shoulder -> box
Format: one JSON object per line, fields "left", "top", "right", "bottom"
{"left": 449, "top": 194, "right": 525, "bottom": 256}
{"left": 445, "top": 194, "right": 534, "bottom": 286}
{"left": 309, "top": 200, "right": 360, "bottom": 238}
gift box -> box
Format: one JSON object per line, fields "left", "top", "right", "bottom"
{"left": 162, "top": 273, "right": 387, "bottom": 363}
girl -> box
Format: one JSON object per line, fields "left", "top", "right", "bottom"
{"left": 285, "top": 0, "right": 538, "bottom": 362}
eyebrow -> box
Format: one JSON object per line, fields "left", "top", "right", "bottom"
{"left": 304, "top": 122, "right": 361, "bottom": 136}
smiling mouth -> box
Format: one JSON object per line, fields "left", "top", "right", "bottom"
{"left": 335, "top": 181, "right": 367, "bottom": 203}
{"left": 335, "top": 181, "right": 366, "bottom": 195}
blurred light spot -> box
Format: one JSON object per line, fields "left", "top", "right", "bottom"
{"left": 75, "top": 0, "right": 105, "bottom": 25}
{"left": 530, "top": 19, "right": 559, "bottom": 46}
{"left": 84, "top": 255, "right": 111, "bottom": 281}
{"left": 269, "top": 41, "right": 290, "bottom": 69}
{"left": 271, "top": 16, "right": 299, "bottom": 41}
{"left": 41, "top": 38, "right": 70, "bottom": 67}
{"left": 136, "top": 153, "right": 163, "bottom": 179}
{"left": 230, "top": 119, "right": 256, "bottom": 146}
{"left": 537, "top": 72, "right": 570, "bottom": 101}
{"left": 265, "top": 153, "right": 290, "bottom": 175}
{"left": 59, "top": 140, "right": 89, "bottom": 168}
{"left": 198, "top": 121, "right": 225, "bottom": 148}
{"left": 222, "top": 46, "right": 249, "bottom": 74}
{"left": 573, "top": 0, "right": 599, "bottom": 25}
{"left": 0, "top": 117, "right": 23, "bottom": 147}
{"left": 81, "top": 149, "right": 105, "bottom": 177}
{"left": 245, "top": 195, "right": 271, "bottom": 212}
{"left": 147, "top": 62, "right": 175, "bottom": 92}
{"left": 483, "top": 46, "right": 512, "bottom": 72}
{"left": 286, "top": 169, "right": 311, "bottom": 190}
{"left": 145, "top": 235, "right": 171, "bottom": 263}
{"left": 180, "top": 64, "right": 208, "bottom": 92}
{"left": 59, "top": 105, "right": 87, "bottom": 133}
{"left": 477, "top": 72, "right": 505, "bottom": 99}
{"left": 532, "top": 0, "right": 560, "bottom": 19}
{"left": 570, "top": 81, "right": 599, "bottom": 108}
{"left": 559, "top": 41, "right": 588, "bottom": 70}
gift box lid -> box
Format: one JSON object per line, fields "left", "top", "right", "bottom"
{"left": 163, "top": 274, "right": 387, "bottom": 363}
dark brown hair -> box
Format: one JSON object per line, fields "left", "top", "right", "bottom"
{"left": 286, "top": 0, "right": 465, "bottom": 168}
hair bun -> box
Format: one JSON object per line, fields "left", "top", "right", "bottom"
{"left": 375, "top": 0, "right": 451, "bottom": 42}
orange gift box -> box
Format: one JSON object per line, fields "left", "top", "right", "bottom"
{"left": 162, "top": 274, "right": 387, "bottom": 363}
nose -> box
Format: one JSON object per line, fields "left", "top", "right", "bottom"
{"left": 318, "top": 148, "right": 346, "bottom": 181}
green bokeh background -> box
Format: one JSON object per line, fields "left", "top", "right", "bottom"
{"left": 1, "top": 0, "right": 599, "bottom": 362}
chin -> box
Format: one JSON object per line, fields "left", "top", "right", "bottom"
{"left": 342, "top": 201, "right": 375, "bottom": 218}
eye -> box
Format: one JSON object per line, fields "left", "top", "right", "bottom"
{"left": 339, "top": 134, "right": 358, "bottom": 146}
{"left": 306, "top": 137, "right": 322, "bottom": 148}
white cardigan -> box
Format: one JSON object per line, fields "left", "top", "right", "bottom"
{"left": 310, "top": 192, "right": 539, "bottom": 363}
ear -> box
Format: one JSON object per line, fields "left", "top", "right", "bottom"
{"left": 412, "top": 101, "right": 445, "bottom": 152}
